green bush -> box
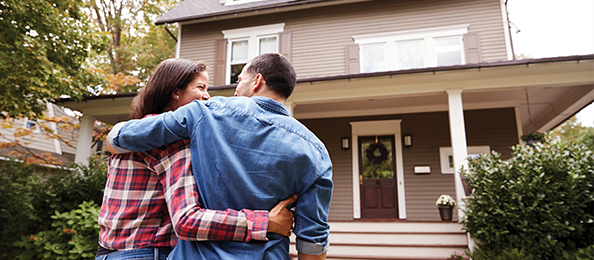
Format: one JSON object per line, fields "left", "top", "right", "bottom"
{"left": 0, "top": 156, "right": 107, "bottom": 259}
{"left": 462, "top": 139, "right": 594, "bottom": 259}
{"left": 14, "top": 201, "right": 101, "bottom": 260}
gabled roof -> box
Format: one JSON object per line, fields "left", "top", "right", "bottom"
{"left": 155, "top": 0, "right": 366, "bottom": 25}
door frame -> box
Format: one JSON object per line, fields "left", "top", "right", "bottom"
{"left": 350, "top": 120, "right": 406, "bottom": 219}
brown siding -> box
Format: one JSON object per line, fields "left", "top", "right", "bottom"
{"left": 300, "top": 107, "right": 518, "bottom": 221}
{"left": 179, "top": 0, "right": 508, "bottom": 85}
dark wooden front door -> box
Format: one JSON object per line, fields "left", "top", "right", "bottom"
{"left": 359, "top": 135, "right": 398, "bottom": 218}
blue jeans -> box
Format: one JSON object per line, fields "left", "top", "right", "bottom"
{"left": 95, "top": 247, "right": 172, "bottom": 260}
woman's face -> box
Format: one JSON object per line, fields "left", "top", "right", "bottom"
{"left": 176, "top": 71, "right": 210, "bottom": 108}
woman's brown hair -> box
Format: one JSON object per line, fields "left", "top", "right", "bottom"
{"left": 129, "top": 59, "right": 208, "bottom": 119}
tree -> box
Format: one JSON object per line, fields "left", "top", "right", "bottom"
{"left": 0, "top": 0, "right": 108, "bottom": 118}
{"left": 551, "top": 116, "right": 594, "bottom": 151}
{"left": 84, "top": 0, "right": 179, "bottom": 93}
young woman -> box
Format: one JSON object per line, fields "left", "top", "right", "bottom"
{"left": 97, "top": 59, "right": 295, "bottom": 260}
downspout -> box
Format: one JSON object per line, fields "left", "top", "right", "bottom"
{"left": 505, "top": 0, "right": 516, "bottom": 60}
{"left": 164, "top": 23, "right": 177, "bottom": 42}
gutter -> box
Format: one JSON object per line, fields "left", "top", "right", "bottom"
{"left": 208, "top": 54, "right": 594, "bottom": 90}
{"left": 164, "top": 23, "right": 177, "bottom": 42}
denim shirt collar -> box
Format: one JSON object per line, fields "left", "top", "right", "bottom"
{"left": 250, "top": 96, "right": 290, "bottom": 117}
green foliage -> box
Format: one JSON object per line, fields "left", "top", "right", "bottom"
{"left": 467, "top": 247, "right": 534, "bottom": 260}
{"left": 0, "top": 0, "right": 108, "bottom": 118}
{"left": 14, "top": 201, "right": 101, "bottom": 260}
{"left": 551, "top": 116, "right": 594, "bottom": 151}
{"left": 85, "top": 0, "right": 179, "bottom": 93}
{"left": 0, "top": 157, "right": 107, "bottom": 258}
{"left": 462, "top": 139, "right": 594, "bottom": 259}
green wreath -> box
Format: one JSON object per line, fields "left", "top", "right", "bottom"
{"left": 365, "top": 142, "right": 389, "bottom": 164}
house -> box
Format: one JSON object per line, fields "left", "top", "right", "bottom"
{"left": 58, "top": 0, "right": 594, "bottom": 258}
{"left": 0, "top": 102, "right": 79, "bottom": 166}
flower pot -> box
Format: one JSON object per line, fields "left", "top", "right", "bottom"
{"left": 525, "top": 139, "right": 541, "bottom": 147}
{"left": 438, "top": 206, "right": 453, "bottom": 221}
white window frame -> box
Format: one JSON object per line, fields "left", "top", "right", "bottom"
{"left": 222, "top": 23, "right": 284, "bottom": 84}
{"left": 439, "top": 145, "right": 490, "bottom": 174}
{"left": 353, "top": 24, "right": 469, "bottom": 72}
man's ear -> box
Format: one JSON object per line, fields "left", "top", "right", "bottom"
{"left": 252, "top": 73, "right": 264, "bottom": 93}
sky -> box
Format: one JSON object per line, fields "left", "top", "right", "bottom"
{"left": 507, "top": 0, "right": 594, "bottom": 127}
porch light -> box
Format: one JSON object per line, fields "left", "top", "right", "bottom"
{"left": 403, "top": 134, "right": 412, "bottom": 148}
{"left": 341, "top": 137, "right": 350, "bottom": 150}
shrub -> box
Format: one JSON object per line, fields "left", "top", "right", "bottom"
{"left": 0, "top": 156, "right": 107, "bottom": 259}
{"left": 14, "top": 201, "right": 101, "bottom": 260}
{"left": 462, "top": 139, "right": 594, "bottom": 259}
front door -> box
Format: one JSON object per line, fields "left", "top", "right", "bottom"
{"left": 359, "top": 135, "right": 398, "bottom": 218}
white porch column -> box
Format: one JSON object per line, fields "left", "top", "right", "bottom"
{"left": 74, "top": 115, "right": 95, "bottom": 166}
{"left": 446, "top": 90, "right": 468, "bottom": 219}
{"left": 284, "top": 101, "right": 296, "bottom": 117}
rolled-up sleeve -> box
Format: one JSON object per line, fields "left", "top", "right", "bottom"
{"left": 294, "top": 152, "right": 333, "bottom": 255}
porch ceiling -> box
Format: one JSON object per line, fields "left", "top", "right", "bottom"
{"left": 290, "top": 58, "right": 594, "bottom": 133}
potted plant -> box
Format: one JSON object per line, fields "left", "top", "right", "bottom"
{"left": 436, "top": 194, "right": 456, "bottom": 221}
{"left": 520, "top": 131, "right": 545, "bottom": 146}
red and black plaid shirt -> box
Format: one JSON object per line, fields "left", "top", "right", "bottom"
{"left": 98, "top": 139, "right": 268, "bottom": 250}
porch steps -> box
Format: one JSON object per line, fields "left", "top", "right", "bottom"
{"left": 290, "top": 222, "right": 468, "bottom": 260}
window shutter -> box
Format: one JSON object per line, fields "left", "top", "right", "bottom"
{"left": 463, "top": 33, "right": 481, "bottom": 64}
{"left": 278, "top": 31, "right": 292, "bottom": 62}
{"left": 214, "top": 39, "right": 228, "bottom": 86}
{"left": 345, "top": 44, "right": 360, "bottom": 74}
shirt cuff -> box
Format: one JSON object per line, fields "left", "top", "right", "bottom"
{"left": 108, "top": 122, "right": 133, "bottom": 154}
{"left": 296, "top": 238, "right": 329, "bottom": 255}
{"left": 244, "top": 210, "right": 269, "bottom": 241}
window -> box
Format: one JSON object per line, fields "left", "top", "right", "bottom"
{"left": 354, "top": 25, "right": 469, "bottom": 73}
{"left": 222, "top": 24, "right": 284, "bottom": 84}
{"left": 24, "top": 118, "right": 41, "bottom": 133}
{"left": 439, "top": 146, "right": 490, "bottom": 174}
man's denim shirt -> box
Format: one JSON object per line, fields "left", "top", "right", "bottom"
{"left": 109, "top": 96, "right": 333, "bottom": 259}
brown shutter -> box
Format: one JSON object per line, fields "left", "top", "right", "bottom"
{"left": 345, "top": 44, "right": 360, "bottom": 74}
{"left": 278, "top": 31, "right": 292, "bottom": 62}
{"left": 214, "top": 39, "right": 228, "bottom": 86}
{"left": 463, "top": 33, "right": 481, "bottom": 64}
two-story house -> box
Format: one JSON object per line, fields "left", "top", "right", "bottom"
{"left": 59, "top": 0, "right": 594, "bottom": 258}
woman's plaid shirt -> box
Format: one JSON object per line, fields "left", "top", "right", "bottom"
{"left": 98, "top": 139, "right": 268, "bottom": 250}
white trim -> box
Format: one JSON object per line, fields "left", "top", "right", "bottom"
{"left": 23, "top": 118, "right": 41, "bottom": 134}
{"left": 175, "top": 24, "right": 182, "bottom": 59}
{"left": 74, "top": 115, "right": 95, "bottom": 166}
{"left": 446, "top": 90, "right": 468, "bottom": 220}
{"left": 439, "top": 146, "right": 490, "bottom": 174}
{"left": 500, "top": 0, "right": 514, "bottom": 60}
{"left": 349, "top": 120, "right": 406, "bottom": 219}
{"left": 514, "top": 105, "right": 523, "bottom": 144}
{"left": 46, "top": 102, "right": 62, "bottom": 155}
{"left": 222, "top": 23, "right": 285, "bottom": 40}
{"left": 353, "top": 24, "right": 469, "bottom": 44}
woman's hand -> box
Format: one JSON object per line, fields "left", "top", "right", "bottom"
{"left": 267, "top": 194, "right": 297, "bottom": 236}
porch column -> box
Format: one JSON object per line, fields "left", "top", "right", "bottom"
{"left": 284, "top": 101, "right": 296, "bottom": 117}
{"left": 446, "top": 90, "right": 468, "bottom": 219}
{"left": 74, "top": 115, "right": 95, "bottom": 166}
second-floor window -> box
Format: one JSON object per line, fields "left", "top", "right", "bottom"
{"left": 223, "top": 23, "right": 284, "bottom": 84}
{"left": 354, "top": 25, "right": 469, "bottom": 73}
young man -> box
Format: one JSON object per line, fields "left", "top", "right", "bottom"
{"left": 108, "top": 53, "right": 333, "bottom": 259}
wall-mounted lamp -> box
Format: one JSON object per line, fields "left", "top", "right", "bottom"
{"left": 403, "top": 134, "right": 412, "bottom": 148}
{"left": 341, "top": 137, "right": 350, "bottom": 150}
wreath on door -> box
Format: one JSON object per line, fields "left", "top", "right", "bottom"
{"left": 365, "top": 142, "right": 389, "bottom": 164}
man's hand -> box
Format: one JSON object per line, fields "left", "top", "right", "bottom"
{"left": 267, "top": 194, "right": 297, "bottom": 236}
{"left": 298, "top": 252, "right": 327, "bottom": 260}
